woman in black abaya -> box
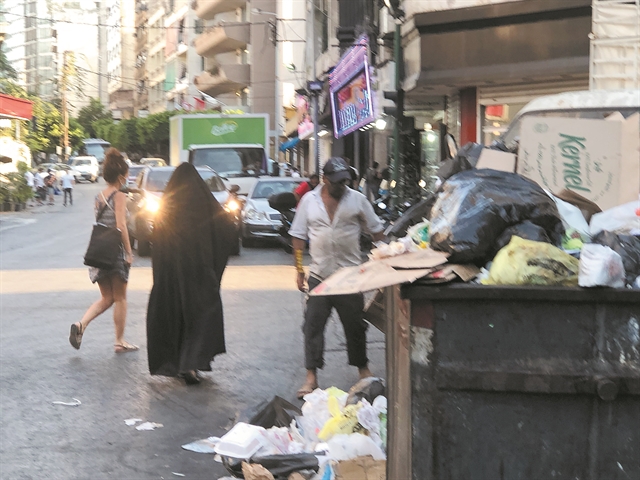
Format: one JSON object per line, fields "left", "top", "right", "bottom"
{"left": 146, "top": 163, "right": 235, "bottom": 384}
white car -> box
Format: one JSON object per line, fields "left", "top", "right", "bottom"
{"left": 70, "top": 156, "right": 100, "bottom": 183}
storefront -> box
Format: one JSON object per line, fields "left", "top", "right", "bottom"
{"left": 402, "top": 0, "right": 592, "bottom": 148}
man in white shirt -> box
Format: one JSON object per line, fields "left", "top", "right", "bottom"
{"left": 24, "top": 169, "right": 35, "bottom": 205}
{"left": 34, "top": 168, "right": 46, "bottom": 205}
{"left": 61, "top": 170, "right": 75, "bottom": 206}
{"left": 289, "top": 157, "right": 385, "bottom": 399}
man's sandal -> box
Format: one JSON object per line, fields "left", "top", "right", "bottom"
{"left": 114, "top": 342, "right": 139, "bottom": 353}
{"left": 69, "top": 322, "right": 84, "bottom": 350}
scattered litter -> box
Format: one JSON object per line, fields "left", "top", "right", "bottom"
{"left": 136, "top": 422, "right": 163, "bottom": 431}
{"left": 52, "top": 398, "right": 81, "bottom": 407}
{"left": 181, "top": 437, "right": 220, "bottom": 454}
{"left": 124, "top": 418, "right": 143, "bottom": 426}
{"left": 578, "top": 244, "right": 626, "bottom": 288}
{"left": 171, "top": 473, "right": 185, "bottom": 477}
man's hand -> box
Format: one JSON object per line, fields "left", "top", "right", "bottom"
{"left": 297, "top": 272, "right": 307, "bottom": 292}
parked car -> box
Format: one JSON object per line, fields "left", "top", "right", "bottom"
{"left": 140, "top": 157, "right": 166, "bottom": 167}
{"left": 241, "top": 177, "right": 304, "bottom": 247}
{"left": 127, "top": 166, "right": 241, "bottom": 256}
{"left": 127, "top": 164, "right": 146, "bottom": 187}
{"left": 69, "top": 156, "right": 100, "bottom": 182}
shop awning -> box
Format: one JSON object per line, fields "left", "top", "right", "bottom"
{"left": 279, "top": 137, "right": 300, "bottom": 152}
{"left": 0, "top": 94, "right": 34, "bottom": 121}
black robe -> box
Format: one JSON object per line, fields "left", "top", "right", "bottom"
{"left": 146, "top": 163, "right": 235, "bottom": 376}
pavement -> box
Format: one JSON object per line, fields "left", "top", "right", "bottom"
{"left": 0, "top": 182, "right": 386, "bottom": 479}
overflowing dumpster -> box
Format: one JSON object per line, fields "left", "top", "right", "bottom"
{"left": 384, "top": 283, "right": 640, "bottom": 480}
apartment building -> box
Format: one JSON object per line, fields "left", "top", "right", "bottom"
{"left": 146, "top": 5, "right": 166, "bottom": 113}
{"left": 52, "top": 1, "right": 107, "bottom": 115}
{"left": 3, "top": 0, "right": 56, "bottom": 100}
{"left": 192, "top": 0, "right": 312, "bottom": 159}
{"left": 105, "top": 0, "right": 135, "bottom": 118}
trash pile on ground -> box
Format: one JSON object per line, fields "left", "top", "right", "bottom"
{"left": 205, "top": 378, "right": 387, "bottom": 479}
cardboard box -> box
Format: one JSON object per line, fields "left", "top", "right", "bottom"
{"left": 333, "top": 456, "right": 386, "bottom": 480}
{"left": 517, "top": 114, "right": 640, "bottom": 211}
{"left": 310, "top": 250, "right": 449, "bottom": 296}
{"left": 476, "top": 149, "right": 517, "bottom": 172}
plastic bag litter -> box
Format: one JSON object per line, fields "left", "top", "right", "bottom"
{"left": 590, "top": 201, "right": 640, "bottom": 236}
{"left": 578, "top": 244, "right": 626, "bottom": 288}
{"left": 369, "top": 237, "right": 415, "bottom": 260}
{"left": 246, "top": 396, "right": 302, "bottom": 429}
{"left": 326, "top": 433, "right": 386, "bottom": 461}
{"left": 494, "top": 221, "right": 551, "bottom": 254}
{"left": 407, "top": 221, "right": 430, "bottom": 245}
{"left": 345, "top": 377, "right": 385, "bottom": 406}
{"left": 550, "top": 193, "right": 591, "bottom": 241}
{"left": 429, "top": 170, "right": 564, "bottom": 265}
{"left": 224, "top": 454, "right": 319, "bottom": 479}
{"left": 182, "top": 436, "right": 221, "bottom": 454}
{"left": 554, "top": 189, "right": 602, "bottom": 224}
{"left": 484, "top": 236, "right": 580, "bottom": 286}
{"left": 299, "top": 388, "right": 347, "bottom": 444}
{"left": 592, "top": 231, "right": 640, "bottom": 285}
{"left": 318, "top": 401, "right": 361, "bottom": 441}
{"left": 436, "top": 142, "right": 484, "bottom": 182}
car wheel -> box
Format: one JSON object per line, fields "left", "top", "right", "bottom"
{"left": 242, "top": 235, "right": 256, "bottom": 248}
{"left": 137, "top": 238, "right": 151, "bottom": 257}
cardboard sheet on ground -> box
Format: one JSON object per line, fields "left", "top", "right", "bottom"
{"left": 333, "top": 456, "right": 386, "bottom": 480}
{"left": 310, "top": 262, "right": 434, "bottom": 296}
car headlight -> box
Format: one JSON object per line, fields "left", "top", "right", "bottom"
{"left": 245, "top": 207, "right": 266, "bottom": 221}
{"left": 224, "top": 199, "right": 240, "bottom": 213}
{"left": 143, "top": 196, "right": 160, "bottom": 213}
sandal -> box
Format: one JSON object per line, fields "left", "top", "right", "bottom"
{"left": 114, "top": 342, "right": 139, "bottom": 353}
{"left": 180, "top": 371, "right": 201, "bottom": 385}
{"left": 69, "top": 322, "right": 84, "bottom": 350}
{"left": 296, "top": 382, "right": 319, "bottom": 400}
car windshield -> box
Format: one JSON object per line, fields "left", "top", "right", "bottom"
{"left": 128, "top": 166, "right": 145, "bottom": 177}
{"left": 197, "top": 170, "right": 226, "bottom": 192}
{"left": 191, "top": 147, "right": 267, "bottom": 178}
{"left": 84, "top": 144, "right": 109, "bottom": 161}
{"left": 73, "top": 159, "right": 92, "bottom": 166}
{"left": 503, "top": 107, "right": 640, "bottom": 149}
{"left": 145, "top": 170, "right": 175, "bottom": 192}
{"left": 251, "top": 180, "right": 301, "bottom": 199}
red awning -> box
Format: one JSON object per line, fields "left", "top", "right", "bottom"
{"left": 0, "top": 93, "right": 34, "bottom": 121}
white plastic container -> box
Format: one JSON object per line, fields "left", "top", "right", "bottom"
{"left": 214, "top": 422, "right": 266, "bottom": 459}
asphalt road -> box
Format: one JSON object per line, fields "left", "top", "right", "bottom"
{"left": 0, "top": 182, "right": 385, "bottom": 480}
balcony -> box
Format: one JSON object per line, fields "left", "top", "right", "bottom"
{"left": 194, "top": 64, "right": 250, "bottom": 96}
{"left": 194, "top": 23, "right": 249, "bottom": 57}
{"left": 193, "top": 0, "right": 246, "bottom": 20}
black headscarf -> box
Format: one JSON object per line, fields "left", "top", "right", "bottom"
{"left": 146, "top": 163, "right": 235, "bottom": 376}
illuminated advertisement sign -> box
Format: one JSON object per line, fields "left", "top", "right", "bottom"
{"left": 330, "top": 36, "right": 375, "bottom": 139}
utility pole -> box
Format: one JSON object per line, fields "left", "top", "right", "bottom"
{"left": 310, "top": 0, "right": 320, "bottom": 175}
{"left": 61, "top": 51, "right": 75, "bottom": 162}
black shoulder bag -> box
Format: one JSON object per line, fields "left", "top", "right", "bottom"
{"left": 84, "top": 191, "right": 122, "bottom": 269}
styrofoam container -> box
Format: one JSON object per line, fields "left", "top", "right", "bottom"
{"left": 214, "top": 422, "right": 266, "bottom": 459}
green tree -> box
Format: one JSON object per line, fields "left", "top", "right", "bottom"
{"left": 0, "top": 49, "right": 17, "bottom": 80}
{"left": 76, "top": 98, "right": 112, "bottom": 138}
{"left": 137, "top": 111, "right": 175, "bottom": 157}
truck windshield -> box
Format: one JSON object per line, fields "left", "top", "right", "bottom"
{"left": 503, "top": 108, "right": 639, "bottom": 150}
{"left": 190, "top": 147, "right": 266, "bottom": 178}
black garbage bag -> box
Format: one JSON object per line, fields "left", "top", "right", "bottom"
{"left": 429, "top": 169, "right": 564, "bottom": 265}
{"left": 222, "top": 454, "right": 319, "bottom": 479}
{"left": 495, "top": 221, "right": 551, "bottom": 254}
{"left": 593, "top": 231, "right": 640, "bottom": 285}
{"left": 436, "top": 142, "right": 484, "bottom": 182}
{"left": 346, "top": 377, "right": 385, "bottom": 406}
{"left": 249, "top": 396, "right": 302, "bottom": 428}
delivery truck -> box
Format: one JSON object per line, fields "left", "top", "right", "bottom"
{"left": 170, "top": 114, "right": 271, "bottom": 195}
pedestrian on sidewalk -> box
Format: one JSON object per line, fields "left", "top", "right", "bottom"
{"left": 44, "top": 169, "right": 56, "bottom": 205}
{"left": 146, "top": 163, "right": 235, "bottom": 385}
{"left": 34, "top": 168, "right": 46, "bottom": 206}
{"left": 289, "top": 157, "right": 385, "bottom": 399}
{"left": 69, "top": 148, "right": 137, "bottom": 353}
{"left": 61, "top": 169, "right": 75, "bottom": 206}
{"left": 24, "top": 169, "right": 35, "bottom": 206}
